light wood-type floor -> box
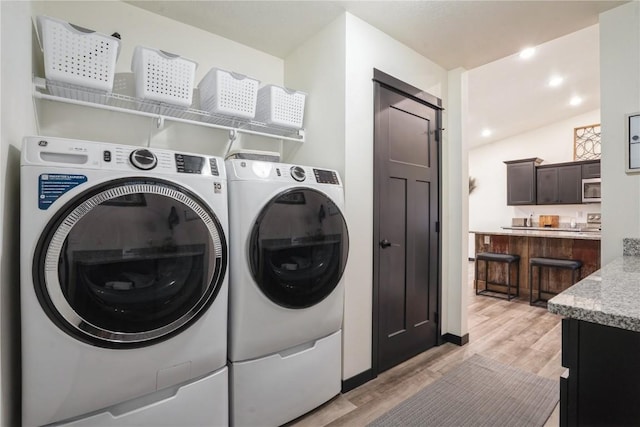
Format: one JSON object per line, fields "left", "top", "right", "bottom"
{"left": 288, "top": 262, "right": 563, "bottom": 426}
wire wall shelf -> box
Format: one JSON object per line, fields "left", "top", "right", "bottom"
{"left": 33, "top": 77, "right": 305, "bottom": 143}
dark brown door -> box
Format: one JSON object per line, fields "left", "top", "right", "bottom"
{"left": 373, "top": 71, "right": 441, "bottom": 373}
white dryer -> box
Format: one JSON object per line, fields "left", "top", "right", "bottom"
{"left": 226, "top": 159, "right": 349, "bottom": 427}
{"left": 20, "top": 136, "right": 229, "bottom": 426}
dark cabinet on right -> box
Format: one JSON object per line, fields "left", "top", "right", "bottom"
{"left": 505, "top": 159, "right": 601, "bottom": 205}
{"left": 561, "top": 318, "right": 640, "bottom": 426}
{"left": 537, "top": 164, "right": 582, "bottom": 204}
{"left": 581, "top": 160, "right": 601, "bottom": 179}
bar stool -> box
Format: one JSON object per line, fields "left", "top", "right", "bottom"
{"left": 475, "top": 252, "right": 520, "bottom": 300}
{"left": 529, "top": 257, "right": 583, "bottom": 307}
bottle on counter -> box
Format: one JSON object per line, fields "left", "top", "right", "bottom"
{"left": 528, "top": 213, "right": 534, "bottom": 227}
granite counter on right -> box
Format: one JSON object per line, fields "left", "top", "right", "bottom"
{"left": 547, "top": 239, "right": 640, "bottom": 427}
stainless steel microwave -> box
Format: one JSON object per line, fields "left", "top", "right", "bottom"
{"left": 582, "top": 178, "right": 601, "bottom": 203}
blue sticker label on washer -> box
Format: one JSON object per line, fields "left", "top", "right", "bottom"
{"left": 38, "top": 174, "right": 87, "bottom": 210}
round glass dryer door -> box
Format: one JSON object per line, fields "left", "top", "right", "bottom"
{"left": 249, "top": 188, "right": 349, "bottom": 308}
{"left": 33, "top": 178, "right": 227, "bottom": 348}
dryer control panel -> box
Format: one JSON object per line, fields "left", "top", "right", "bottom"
{"left": 313, "top": 168, "right": 340, "bottom": 185}
{"left": 227, "top": 159, "right": 342, "bottom": 187}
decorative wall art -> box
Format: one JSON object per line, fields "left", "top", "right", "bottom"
{"left": 626, "top": 113, "right": 640, "bottom": 174}
{"left": 574, "top": 123, "right": 601, "bottom": 161}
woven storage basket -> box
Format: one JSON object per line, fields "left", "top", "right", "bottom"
{"left": 198, "top": 68, "right": 259, "bottom": 120}
{"left": 132, "top": 46, "right": 197, "bottom": 107}
{"left": 255, "top": 84, "right": 306, "bottom": 129}
{"left": 37, "top": 16, "right": 120, "bottom": 92}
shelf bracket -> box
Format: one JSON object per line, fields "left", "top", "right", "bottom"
{"left": 229, "top": 129, "right": 237, "bottom": 143}
{"left": 156, "top": 116, "right": 165, "bottom": 129}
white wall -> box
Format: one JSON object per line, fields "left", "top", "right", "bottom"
{"left": 342, "top": 13, "right": 455, "bottom": 379}
{"left": 445, "top": 68, "right": 469, "bottom": 341}
{"left": 469, "top": 109, "right": 601, "bottom": 232}
{"left": 284, "top": 15, "right": 346, "bottom": 175}
{"left": 1, "top": 2, "right": 38, "bottom": 425}
{"left": 600, "top": 2, "right": 640, "bottom": 263}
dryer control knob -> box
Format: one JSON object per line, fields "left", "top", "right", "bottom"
{"left": 290, "top": 166, "right": 306, "bottom": 182}
{"left": 291, "top": 166, "right": 307, "bottom": 182}
{"left": 130, "top": 148, "right": 158, "bottom": 170}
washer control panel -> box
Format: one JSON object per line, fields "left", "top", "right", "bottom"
{"left": 23, "top": 137, "right": 226, "bottom": 178}
{"left": 174, "top": 153, "right": 203, "bottom": 174}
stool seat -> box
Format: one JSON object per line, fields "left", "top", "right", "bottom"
{"left": 477, "top": 252, "right": 520, "bottom": 263}
{"left": 530, "top": 257, "right": 582, "bottom": 270}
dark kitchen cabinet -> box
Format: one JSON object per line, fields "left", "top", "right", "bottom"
{"left": 504, "top": 158, "right": 542, "bottom": 205}
{"left": 581, "top": 160, "right": 601, "bottom": 179}
{"left": 536, "top": 164, "right": 581, "bottom": 204}
{"left": 561, "top": 318, "right": 640, "bottom": 426}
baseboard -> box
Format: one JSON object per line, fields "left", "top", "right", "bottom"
{"left": 341, "top": 368, "right": 376, "bottom": 393}
{"left": 442, "top": 333, "right": 469, "bottom": 346}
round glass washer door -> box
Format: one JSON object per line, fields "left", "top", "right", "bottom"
{"left": 33, "top": 178, "right": 227, "bottom": 348}
{"left": 249, "top": 187, "right": 349, "bottom": 309}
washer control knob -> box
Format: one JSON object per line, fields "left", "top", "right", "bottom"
{"left": 290, "top": 166, "right": 306, "bottom": 182}
{"left": 130, "top": 148, "right": 158, "bottom": 170}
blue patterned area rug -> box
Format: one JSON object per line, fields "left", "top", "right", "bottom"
{"left": 368, "top": 354, "right": 558, "bottom": 427}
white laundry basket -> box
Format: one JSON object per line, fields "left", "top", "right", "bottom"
{"left": 255, "top": 85, "right": 306, "bottom": 129}
{"left": 36, "top": 15, "right": 120, "bottom": 93}
{"left": 132, "top": 46, "right": 197, "bottom": 107}
{"left": 198, "top": 68, "right": 259, "bottom": 120}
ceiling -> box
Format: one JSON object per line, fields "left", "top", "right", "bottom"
{"left": 126, "top": 0, "right": 626, "bottom": 148}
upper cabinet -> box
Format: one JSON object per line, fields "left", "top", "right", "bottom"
{"left": 581, "top": 160, "right": 601, "bottom": 179}
{"left": 505, "top": 158, "right": 542, "bottom": 205}
{"left": 505, "top": 158, "right": 601, "bottom": 206}
{"left": 536, "top": 164, "right": 582, "bottom": 204}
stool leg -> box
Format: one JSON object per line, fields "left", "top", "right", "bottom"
{"left": 475, "top": 259, "right": 479, "bottom": 295}
{"left": 516, "top": 261, "right": 520, "bottom": 297}
{"left": 572, "top": 267, "right": 582, "bottom": 286}
{"left": 507, "top": 261, "right": 511, "bottom": 300}
{"left": 485, "top": 260, "right": 489, "bottom": 294}
{"left": 529, "top": 264, "right": 534, "bottom": 305}
{"left": 538, "top": 266, "right": 543, "bottom": 304}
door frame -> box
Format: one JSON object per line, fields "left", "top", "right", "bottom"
{"left": 371, "top": 68, "right": 444, "bottom": 375}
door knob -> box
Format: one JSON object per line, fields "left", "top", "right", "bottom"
{"left": 380, "top": 239, "right": 396, "bottom": 249}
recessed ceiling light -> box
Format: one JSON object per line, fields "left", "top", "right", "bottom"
{"left": 481, "top": 129, "right": 492, "bottom": 137}
{"left": 548, "top": 76, "right": 564, "bottom": 87}
{"left": 570, "top": 96, "right": 583, "bottom": 106}
{"left": 519, "top": 47, "right": 536, "bottom": 59}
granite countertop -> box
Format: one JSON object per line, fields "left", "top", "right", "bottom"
{"left": 470, "top": 228, "right": 601, "bottom": 240}
{"left": 548, "top": 256, "right": 640, "bottom": 332}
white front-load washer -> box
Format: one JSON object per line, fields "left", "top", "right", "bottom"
{"left": 225, "top": 159, "right": 349, "bottom": 426}
{"left": 21, "top": 136, "right": 229, "bottom": 426}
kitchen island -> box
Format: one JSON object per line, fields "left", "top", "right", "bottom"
{"left": 472, "top": 229, "right": 601, "bottom": 300}
{"left": 548, "top": 252, "right": 640, "bottom": 426}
